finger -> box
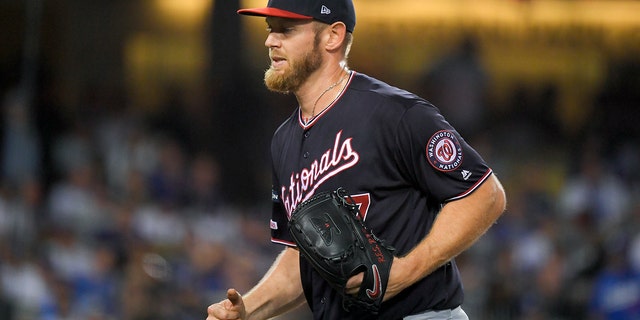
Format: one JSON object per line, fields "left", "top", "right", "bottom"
{"left": 207, "top": 303, "right": 229, "bottom": 319}
{"left": 207, "top": 302, "right": 240, "bottom": 320}
{"left": 227, "top": 288, "right": 243, "bottom": 307}
{"left": 345, "top": 272, "right": 364, "bottom": 295}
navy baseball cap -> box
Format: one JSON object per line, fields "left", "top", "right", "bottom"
{"left": 238, "top": 0, "right": 356, "bottom": 33}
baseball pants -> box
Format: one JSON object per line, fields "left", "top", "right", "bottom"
{"left": 404, "top": 306, "right": 469, "bottom": 320}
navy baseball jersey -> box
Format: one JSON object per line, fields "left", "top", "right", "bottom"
{"left": 269, "top": 71, "right": 492, "bottom": 319}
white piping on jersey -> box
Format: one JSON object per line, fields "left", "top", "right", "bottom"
{"left": 298, "top": 71, "right": 355, "bottom": 129}
{"left": 446, "top": 169, "right": 493, "bottom": 202}
{"left": 271, "top": 237, "right": 296, "bottom": 247}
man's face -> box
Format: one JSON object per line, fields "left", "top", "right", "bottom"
{"left": 264, "top": 18, "right": 324, "bottom": 93}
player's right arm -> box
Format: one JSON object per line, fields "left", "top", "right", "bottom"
{"left": 206, "top": 246, "right": 306, "bottom": 320}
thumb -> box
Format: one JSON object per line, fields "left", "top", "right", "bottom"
{"left": 227, "top": 288, "right": 243, "bottom": 306}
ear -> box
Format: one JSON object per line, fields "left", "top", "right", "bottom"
{"left": 325, "top": 22, "right": 347, "bottom": 52}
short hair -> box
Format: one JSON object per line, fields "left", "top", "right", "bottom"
{"left": 343, "top": 32, "right": 353, "bottom": 60}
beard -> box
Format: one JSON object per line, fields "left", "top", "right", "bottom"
{"left": 264, "top": 34, "right": 323, "bottom": 93}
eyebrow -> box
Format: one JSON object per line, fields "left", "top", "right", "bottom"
{"left": 266, "top": 17, "right": 314, "bottom": 27}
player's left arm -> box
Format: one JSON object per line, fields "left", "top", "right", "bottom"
{"left": 388, "top": 173, "right": 505, "bottom": 299}
{"left": 346, "top": 172, "right": 506, "bottom": 300}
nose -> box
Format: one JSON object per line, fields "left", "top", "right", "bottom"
{"left": 265, "top": 32, "right": 280, "bottom": 48}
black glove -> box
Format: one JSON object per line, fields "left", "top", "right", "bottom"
{"left": 289, "top": 188, "right": 395, "bottom": 315}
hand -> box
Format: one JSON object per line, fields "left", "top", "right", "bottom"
{"left": 206, "top": 288, "right": 247, "bottom": 320}
{"left": 345, "top": 272, "right": 364, "bottom": 296}
{"left": 345, "top": 257, "right": 407, "bottom": 302}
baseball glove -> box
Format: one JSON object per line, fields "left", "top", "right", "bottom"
{"left": 289, "top": 188, "right": 395, "bottom": 315}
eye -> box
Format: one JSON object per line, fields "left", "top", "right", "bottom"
{"left": 265, "top": 25, "right": 295, "bottom": 34}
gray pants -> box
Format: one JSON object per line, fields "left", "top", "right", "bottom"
{"left": 404, "top": 306, "right": 469, "bottom": 320}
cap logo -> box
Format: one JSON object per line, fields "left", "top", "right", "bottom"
{"left": 320, "top": 5, "right": 331, "bottom": 15}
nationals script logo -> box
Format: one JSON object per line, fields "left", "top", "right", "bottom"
{"left": 282, "top": 130, "right": 360, "bottom": 216}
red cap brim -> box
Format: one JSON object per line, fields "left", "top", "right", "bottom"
{"left": 237, "top": 7, "right": 313, "bottom": 20}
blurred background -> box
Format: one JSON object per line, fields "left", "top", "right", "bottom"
{"left": 0, "top": 0, "right": 639, "bottom": 319}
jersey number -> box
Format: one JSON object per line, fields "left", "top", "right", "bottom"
{"left": 345, "top": 193, "right": 371, "bottom": 221}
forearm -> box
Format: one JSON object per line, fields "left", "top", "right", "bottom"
{"left": 387, "top": 174, "right": 506, "bottom": 296}
{"left": 243, "top": 247, "right": 306, "bottom": 320}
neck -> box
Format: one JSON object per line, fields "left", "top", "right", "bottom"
{"left": 297, "top": 65, "right": 349, "bottom": 121}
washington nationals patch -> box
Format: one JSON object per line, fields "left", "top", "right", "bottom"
{"left": 426, "top": 130, "right": 463, "bottom": 172}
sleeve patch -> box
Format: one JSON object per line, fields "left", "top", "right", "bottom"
{"left": 426, "top": 130, "right": 464, "bottom": 172}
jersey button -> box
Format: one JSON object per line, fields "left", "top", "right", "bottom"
{"left": 304, "top": 131, "right": 310, "bottom": 138}
{"left": 303, "top": 152, "right": 310, "bottom": 158}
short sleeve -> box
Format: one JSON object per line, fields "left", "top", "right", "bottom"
{"left": 270, "top": 173, "right": 296, "bottom": 246}
{"left": 395, "top": 102, "right": 492, "bottom": 203}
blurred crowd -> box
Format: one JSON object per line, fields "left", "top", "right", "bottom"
{"left": 1, "top": 45, "right": 639, "bottom": 320}
{"left": 421, "top": 39, "right": 640, "bottom": 320}
{"left": 0, "top": 85, "right": 285, "bottom": 320}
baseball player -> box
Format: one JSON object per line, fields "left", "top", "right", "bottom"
{"left": 206, "top": 0, "right": 506, "bottom": 319}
